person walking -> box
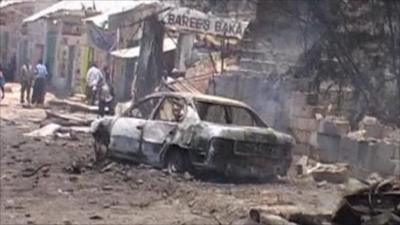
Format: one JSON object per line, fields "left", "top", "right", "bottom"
{"left": 20, "top": 62, "right": 33, "bottom": 104}
{"left": 0, "top": 64, "right": 5, "bottom": 100}
{"left": 31, "top": 59, "right": 48, "bottom": 106}
{"left": 97, "top": 79, "right": 115, "bottom": 117}
{"left": 86, "top": 62, "right": 104, "bottom": 105}
{"left": 97, "top": 67, "right": 114, "bottom": 117}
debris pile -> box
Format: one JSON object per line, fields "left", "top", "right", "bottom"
{"left": 295, "top": 156, "right": 349, "bottom": 184}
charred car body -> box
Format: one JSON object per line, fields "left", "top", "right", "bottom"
{"left": 91, "top": 92, "right": 295, "bottom": 179}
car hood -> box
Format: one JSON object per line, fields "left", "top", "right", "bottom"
{"left": 194, "top": 122, "right": 295, "bottom": 146}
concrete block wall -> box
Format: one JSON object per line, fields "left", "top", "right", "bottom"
{"left": 288, "top": 91, "right": 320, "bottom": 156}
{"left": 311, "top": 124, "right": 400, "bottom": 177}
{"left": 289, "top": 95, "right": 400, "bottom": 177}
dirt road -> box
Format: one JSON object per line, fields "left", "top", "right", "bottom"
{"left": 0, "top": 84, "right": 343, "bottom": 224}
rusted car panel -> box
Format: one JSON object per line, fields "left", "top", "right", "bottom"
{"left": 91, "top": 92, "right": 295, "bottom": 179}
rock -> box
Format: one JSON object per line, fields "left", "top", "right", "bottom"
{"left": 262, "top": 214, "right": 296, "bottom": 225}
{"left": 63, "top": 220, "right": 72, "bottom": 225}
{"left": 27, "top": 220, "right": 35, "bottom": 225}
{"left": 101, "top": 162, "right": 116, "bottom": 173}
{"left": 102, "top": 185, "right": 113, "bottom": 191}
{"left": 89, "top": 215, "right": 103, "bottom": 220}
{"left": 136, "top": 179, "right": 144, "bottom": 184}
{"left": 183, "top": 172, "right": 193, "bottom": 180}
{"left": 316, "top": 180, "right": 328, "bottom": 188}
{"left": 11, "top": 140, "right": 26, "bottom": 148}
{"left": 68, "top": 176, "right": 78, "bottom": 182}
{"left": 25, "top": 213, "right": 31, "bottom": 218}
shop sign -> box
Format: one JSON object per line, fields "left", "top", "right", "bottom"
{"left": 161, "top": 7, "right": 249, "bottom": 39}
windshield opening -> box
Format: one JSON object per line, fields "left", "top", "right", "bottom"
{"left": 194, "top": 100, "right": 267, "bottom": 127}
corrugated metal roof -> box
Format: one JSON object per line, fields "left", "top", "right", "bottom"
{"left": 23, "top": 0, "right": 158, "bottom": 24}
{"left": 84, "top": 0, "right": 159, "bottom": 28}
{"left": 111, "top": 38, "right": 177, "bottom": 59}
{"left": 162, "top": 77, "right": 202, "bottom": 94}
{"left": 0, "top": 0, "right": 34, "bottom": 9}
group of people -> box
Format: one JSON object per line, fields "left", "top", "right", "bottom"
{"left": 0, "top": 59, "right": 48, "bottom": 105}
{"left": 1, "top": 59, "right": 113, "bottom": 116}
{"left": 86, "top": 62, "right": 114, "bottom": 117}
{"left": 20, "top": 59, "right": 48, "bottom": 106}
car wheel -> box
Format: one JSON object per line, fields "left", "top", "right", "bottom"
{"left": 166, "top": 150, "right": 187, "bottom": 174}
{"left": 94, "top": 140, "right": 108, "bottom": 162}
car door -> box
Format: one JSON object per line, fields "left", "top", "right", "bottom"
{"left": 109, "top": 97, "right": 161, "bottom": 159}
{"left": 141, "top": 96, "right": 187, "bottom": 165}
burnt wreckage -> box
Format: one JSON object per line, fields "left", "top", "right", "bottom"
{"left": 91, "top": 92, "right": 295, "bottom": 179}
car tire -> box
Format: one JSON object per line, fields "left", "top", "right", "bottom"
{"left": 166, "top": 150, "right": 187, "bottom": 174}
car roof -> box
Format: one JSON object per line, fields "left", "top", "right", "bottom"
{"left": 146, "top": 92, "right": 249, "bottom": 108}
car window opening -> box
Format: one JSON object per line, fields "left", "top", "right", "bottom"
{"left": 195, "top": 100, "right": 265, "bottom": 127}
{"left": 154, "top": 97, "right": 186, "bottom": 122}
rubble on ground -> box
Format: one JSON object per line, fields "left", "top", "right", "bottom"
{"left": 308, "top": 163, "right": 349, "bottom": 184}
{"left": 295, "top": 156, "right": 349, "bottom": 184}
{"left": 24, "top": 123, "right": 62, "bottom": 137}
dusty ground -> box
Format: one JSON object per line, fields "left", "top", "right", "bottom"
{"left": 0, "top": 84, "right": 343, "bottom": 225}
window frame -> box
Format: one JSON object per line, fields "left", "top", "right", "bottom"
{"left": 194, "top": 100, "right": 268, "bottom": 127}
{"left": 151, "top": 96, "right": 188, "bottom": 122}
{"left": 124, "top": 96, "right": 162, "bottom": 120}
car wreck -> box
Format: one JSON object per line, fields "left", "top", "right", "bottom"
{"left": 333, "top": 178, "right": 400, "bottom": 225}
{"left": 90, "top": 92, "right": 295, "bottom": 179}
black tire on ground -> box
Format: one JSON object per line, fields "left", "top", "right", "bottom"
{"left": 166, "top": 150, "right": 188, "bottom": 174}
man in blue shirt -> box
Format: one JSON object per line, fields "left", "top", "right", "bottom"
{"left": 31, "top": 59, "right": 48, "bottom": 106}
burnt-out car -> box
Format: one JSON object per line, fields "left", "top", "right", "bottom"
{"left": 91, "top": 92, "right": 295, "bottom": 179}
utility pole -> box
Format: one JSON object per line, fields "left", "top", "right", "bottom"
{"left": 134, "top": 15, "right": 165, "bottom": 101}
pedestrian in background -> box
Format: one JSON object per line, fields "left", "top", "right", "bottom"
{"left": 0, "top": 64, "right": 5, "bottom": 100}
{"left": 97, "top": 67, "right": 114, "bottom": 117}
{"left": 20, "top": 61, "right": 33, "bottom": 104}
{"left": 86, "top": 62, "right": 104, "bottom": 105}
{"left": 31, "top": 59, "right": 48, "bottom": 106}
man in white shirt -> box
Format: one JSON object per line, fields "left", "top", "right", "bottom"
{"left": 86, "top": 62, "right": 104, "bottom": 105}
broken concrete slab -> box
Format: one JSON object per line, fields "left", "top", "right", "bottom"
{"left": 307, "top": 162, "right": 349, "bottom": 184}
{"left": 47, "top": 99, "right": 98, "bottom": 113}
{"left": 24, "top": 123, "right": 61, "bottom": 137}
{"left": 359, "top": 116, "right": 384, "bottom": 139}
{"left": 45, "top": 110, "right": 93, "bottom": 126}
{"left": 317, "top": 117, "right": 350, "bottom": 136}
{"left": 370, "top": 142, "right": 397, "bottom": 175}
{"left": 338, "top": 136, "right": 359, "bottom": 164}
{"left": 314, "top": 133, "right": 341, "bottom": 163}
{"left": 295, "top": 155, "right": 309, "bottom": 176}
